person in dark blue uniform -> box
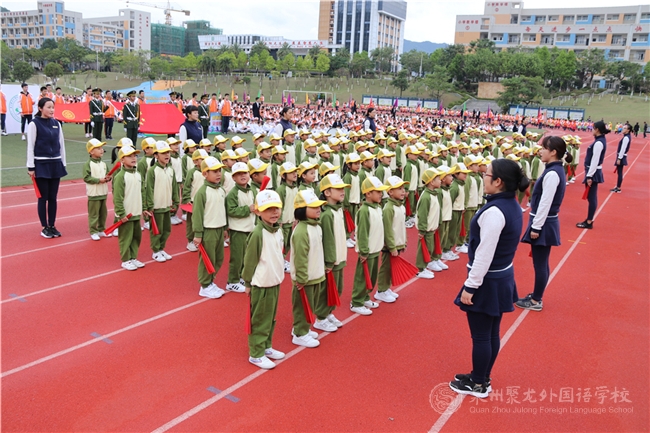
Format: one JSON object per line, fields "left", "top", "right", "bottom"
{"left": 178, "top": 105, "right": 203, "bottom": 146}
{"left": 450, "top": 159, "right": 528, "bottom": 398}
{"left": 611, "top": 123, "right": 631, "bottom": 193}
{"left": 516, "top": 136, "right": 571, "bottom": 311}
{"left": 577, "top": 120, "right": 609, "bottom": 229}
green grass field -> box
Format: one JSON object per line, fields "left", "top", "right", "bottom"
{"left": 541, "top": 94, "right": 650, "bottom": 125}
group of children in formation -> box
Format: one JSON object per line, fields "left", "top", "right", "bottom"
{"left": 81, "top": 123, "right": 564, "bottom": 370}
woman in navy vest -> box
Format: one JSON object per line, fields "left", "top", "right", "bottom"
{"left": 26, "top": 98, "right": 67, "bottom": 239}
{"left": 516, "top": 136, "right": 570, "bottom": 311}
{"left": 611, "top": 124, "right": 631, "bottom": 193}
{"left": 178, "top": 105, "right": 203, "bottom": 149}
{"left": 450, "top": 159, "right": 528, "bottom": 398}
{"left": 577, "top": 120, "right": 609, "bottom": 229}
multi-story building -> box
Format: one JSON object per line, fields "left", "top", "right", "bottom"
{"left": 184, "top": 20, "right": 220, "bottom": 55}
{"left": 1, "top": 1, "right": 83, "bottom": 49}
{"left": 151, "top": 21, "right": 223, "bottom": 57}
{"left": 318, "top": 0, "right": 407, "bottom": 71}
{"left": 198, "top": 34, "right": 340, "bottom": 56}
{"left": 455, "top": 2, "right": 650, "bottom": 64}
{"left": 82, "top": 9, "right": 151, "bottom": 52}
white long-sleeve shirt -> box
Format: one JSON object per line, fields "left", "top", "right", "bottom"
{"left": 464, "top": 206, "right": 505, "bottom": 289}
{"left": 531, "top": 171, "right": 559, "bottom": 231}
{"left": 26, "top": 120, "right": 67, "bottom": 169}
{"left": 617, "top": 136, "right": 630, "bottom": 160}
{"left": 586, "top": 140, "right": 603, "bottom": 178}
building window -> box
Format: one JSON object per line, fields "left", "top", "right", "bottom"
{"left": 623, "top": 14, "right": 636, "bottom": 22}
{"left": 508, "top": 34, "right": 520, "bottom": 44}
{"left": 548, "top": 15, "right": 558, "bottom": 22}
{"left": 592, "top": 15, "right": 604, "bottom": 24}
{"left": 491, "top": 33, "right": 503, "bottom": 42}
{"left": 521, "top": 15, "right": 531, "bottom": 22}
{"left": 632, "top": 34, "right": 648, "bottom": 42}
{"left": 606, "top": 14, "right": 619, "bottom": 21}
{"left": 641, "top": 13, "right": 650, "bottom": 20}
{"left": 535, "top": 16, "right": 546, "bottom": 23}
{"left": 557, "top": 34, "right": 570, "bottom": 42}
{"left": 576, "top": 15, "right": 589, "bottom": 21}
{"left": 591, "top": 34, "right": 606, "bottom": 43}
{"left": 563, "top": 15, "right": 574, "bottom": 23}
{"left": 510, "top": 14, "right": 518, "bottom": 24}
{"left": 631, "top": 51, "right": 645, "bottom": 61}
{"left": 541, "top": 34, "right": 554, "bottom": 45}
{"left": 608, "top": 50, "right": 622, "bottom": 59}
{"left": 611, "top": 35, "right": 626, "bottom": 45}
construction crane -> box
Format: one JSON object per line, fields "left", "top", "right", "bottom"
{"left": 125, "top": 0, "right": 190, "bottom": 25}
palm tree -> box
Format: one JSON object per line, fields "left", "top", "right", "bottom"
{"left": 278, "top": 42, "right": 292, "bottom": 59}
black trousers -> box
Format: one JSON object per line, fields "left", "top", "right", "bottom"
{"left": 1, "top": 113, "right": 6, "bottom": 131}
{"left": 84, "top": 122, "right": 92, "bottom": 134}
{"left": 466, "top": 311, "right": 502, "bottom": 384}
{"left": 21, "top": 115, "right": 33, "bottom": 133}
{"left": 35, "top": 177, "right": 61, "bottom": 227}
{"left": 531, "top": 244, "right": 552, "bottom": 302}
{"left": 104, "top": 118, "right": 114, "bottom": 138}
{"left": 616, "top": 165, "right": 625, "bottom": 189}
{"left": 587, "top": 183, "right": 598, "bottom": 221}
{"left": 221, "top": 116, "right": 230, "bottom": 134}
{"left": 202, "top": 124, "right": 208, "bottom": 139}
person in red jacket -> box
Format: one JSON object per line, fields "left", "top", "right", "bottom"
{"left": 19, "top": 83, "right": 35, "bottom": 140}
{"left": 0, "top": 84, "right": 7, "bottom": 136}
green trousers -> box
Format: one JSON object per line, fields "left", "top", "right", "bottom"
{"left": 198, "top": 227, "right": 225, "bottom": 288}
{"left": 227, "top": 230, "right": 250, "bottom": 284}
{"left": 344, "top": 203, "right": 358, "bottom": 239}
{"left": 407, "top": 191, "right": 416, "bottom": 217}
{"left": 185, "top": 211, "right": 194, "bottom": 243}
{"left": 248, "top": 285, "right": 280, "bottom": 358}
{"left": 377, "top": 250, "right": 398, "bottom": 293}
{"left": 118, "top": 219, "right": 142, "bottom": 262}
{"left": 292, "top": 282, "right": 319, "bottom": 337}
{"left": 126, "top": 127, "right": 138, "bottom": 145}
{"left": 449, "top": 210, "right": 463, "bottom": 248}
{"left": 462, "top": 209, "right": 476, "bottom": 243}
{"left": 92, "top": 121, "right": 103, "bottom": 140}
{"left": 88, "top": 198, "right": 107, "bottom": 234}
{"left": 149, "top": 211, "right": 172, "bottom": 253}
{"left": 351, "top": 254, "right": 379, "bottom": 307}
{"left": 314, "top": 267, "right": 344, "bottom": 320}
{"left": 439, "top": 220, "right": 451, "bottom": 253}
{"left": 282, "top": 223, "right": 292, "bottom": 257}
{"left": 416, "top": 231, "right": 435, "bottom": 271}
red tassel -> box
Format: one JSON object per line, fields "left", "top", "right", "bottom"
{"left": 107, "top": 161, "right": 121, "bottom": 176}
{"left": 405, "top": 196, "right": 412, "bottom": 216}
{"left": 260, "top": 175, "right": 271, "bottom": 191}
{"left": 459, "top": 212, "right": 467, "bottom": 237}
{"left": 415, "top": 191, "right": 420, "bottom": 202}
{"left": 343, "top": 209, "right": 355, "bottom": 232}
{"left": 180, "top": 203, "right": 193, "bottom": 213}
{"left": 566, "top": 165, "right": 572, "bottom": 178}
{"left": 390, "top": 255, "right": 419, "bottom": 285}
{"left": 420, "top": 237, "right": 432, "bottom": 263}
{"left": 613, "top": 167, "right": 617, "bottom": 174}
{"left": 246, "top": 295, "right": 252, "bottom": 335}
{"left": 32, "top": 177, "right": 41, "bottom": 198}
{"left": 104, "top": 213, "right": 132, "bottom": 236}
{"left": 299, "top": 287, "right": 315, "bottom": 324}
{"left": 326, "top": 272, "right": 341, "bottom": 307}
{"left": 197, "top": 243, "right": 216, "bottom": 274}
{"left": 582, "top": 185, "right": 590, "bottom": 200}
{"left": 434, "top": 230, "right": 442, "bottom": 255}
{"left": 528, "top": 247, "right": 532, "bottom": 257}
{"left": 363, "top": 261, "right": 373, "bottom": 291}
{"left": 525, "top": 188, "right": 531, "bottom": 198}
{"left": 150, "top": 214, "right": 160, "bottom": 235}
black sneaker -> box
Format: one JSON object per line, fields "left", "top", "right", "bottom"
{"left": 40, "top": 227, "right": 54, "bottom": 239}
{"left": 454, "top": 373, "right": 492, "bottom": 392}
{"left": 610, "top": 187, "right": 620, "bottom": 193}
{"left": 515, "top": 297, "right": 543, "bottom": 311}
{"left": 576, "top": 220, "right": 593, "bottom": 229}
{"left": 49, "top": 226, "right": 62, "bottom": 237}
{"left": 449, "top": 377, "right": 489, "bottom": 398}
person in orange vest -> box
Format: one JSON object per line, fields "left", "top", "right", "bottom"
{"left": 53, "top": 87, "right": 65, "bottom": 105}
{"left": 0, "top": 84, "right": 7, "bottom": 136}
{"left": 208, "top": 93, "right": 219, "bottom": 114}
{"left": 104, "top": 90, "right": 116, "bottom": 140}
{"left": 219, "top": 93, "right": 232, "bottom": 134}
{"left": 19, "top": 83, "right": 35, "bottom": 140}
{"left": 46, "top": 84, "right": 54, "bottom": 100}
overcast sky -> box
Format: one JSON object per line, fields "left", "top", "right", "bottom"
{"left": 3, "top": 0, "right": 642, "bottom": 44}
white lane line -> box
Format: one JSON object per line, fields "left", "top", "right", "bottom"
{"left": 1, "top": 238, "right": 92, "bottom": 259}
{"left": 150, "top": 276, "right": 418, "bottom": 433}
{"left": 0, "top": 209, "right": 115, "bottom": 230}
{"left": 428, "top": 140, "right": 649, "bottom": 433}
{"left": 2, "top": 194, "right": 90, "bottom": 209}
{"left": 0, "top": 182, "right": 85, "bottom": 194}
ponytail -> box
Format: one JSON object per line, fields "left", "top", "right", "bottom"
{"left": 564, "top": 151, "right": 574, "bottom": 164}
{"left": 541, "top": 135, "right": 571, "bottom": 163}
{"left": 491, "top": 159, "right": 530, "bottom": 193}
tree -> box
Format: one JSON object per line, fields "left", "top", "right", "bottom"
{"left": 264, "top": 56, "right": 276, "bottom": 71}
{"left": 391, "top": 69, "right": 410, "bottom": 97}
{"left": 496, "top": 76, "right": 545, "bottom": 112}
{"left": 315, "top": 53, "right": 330, "bottom": 74}
{"left": 576, "top": 49, "right": 606, "bottom": 88}
{"left": 468, "top": 38, "right": 496, "bottom": 53}
{"left": 424, "top": 65, "right": 453, "bottom": 101}
{"left": 399, "top": 49, "right": 431, "bottom": 76}
{"left": 1, "top": 60, "right": 11, "bottom": 82}
{"left": 330, "top": 48, "right": 350, "bottom": 73}
{"left": 308, "top": 46, "right": 322, "bottom": 59}
{"left": 250, "top": 41, "right": 269, "bottom": 58}
{"left": 43, "top": 62, "right": 64, "bottom": 85}
{"left": 149, "top": 56, "right": 170, "bottom": 81}
{"left": 349, "top": 51, "right": 372, "bottom": 77}
{"left": 302, "top": 54, "right": 315, "bottom": 70}
{"left": 280, "top": 53, "right": 295, "bottom": 72}
{"left": 249, "top": 53, "right": 262, "bottom": 71}
{"left": 371, "top": 46, "right": 395, "bottom": 75}
{"left": 13, "top": 61, "right": 34, "bottom": 84}
{"left": 217, "top": 52, "right": 237, "bottom": 74}
{"left": 198, "top": 52, "right": 217, "bottom": 76}
{"left": 277, "top": 43, "right": 292, "bottom": 59}
{"left": 41, "top": 39, "right": 58, "bottom": 50}
{"left": 437, "top": 44, "right": 467, "bottom": 69}
{"left": 237, "top": 51, "right": 248, "bottom": 71}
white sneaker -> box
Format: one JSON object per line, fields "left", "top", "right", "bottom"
{"left": 350, "top": 305, "right": 373, "bottom": 315}
{"left": 121, "top": 261, "right": 137, "bottom": 271}
{"left": 565, "top": 181, "right": 570, "bottom": 186}
{"left": 98, "top": 231, "right": 111, "bottom": 238}
{"left": 143, "top": 222, "right": 150, "bottom": 230}
{"left": 249, "top": 356, "right": 276, "bottom": 369}
{"left": 187, "top": 242, "right": 198, "bottom": 252}
{"left": 569, "top": 178, "right": 575, "bottom": 183}
{"left": 314, "top": 319, "right": 338, "bottom": 332}
{"left": 170, "top": 215, "right": 183, "bottom": 225}
{"left": 199, "top": 283, "right": 222, "bottom": 299}
{"left": 456, "top": 245, "right": 468, "bottom": 254}
{"left": 160, "top": 250, "right": 172, "bottom": 260}
{"left": 521, "top": 207, "right": 527, "bottom": 213}
{"left": 181, "top": 213, "right": 187, "bottom": 221}
{"left": 364, "top": 300, "right": 379, "bottom": 309}
{"left": 442, "top": 251, "right": 459, "bottom": 261}
{"left": 224, "top": 238, "right": 230, "bottom": 247}
{"left": 226, "top": 282, "right": 245, "bottom": 293}
{"left": 224, "top": 241, "right": 229, "bottom": 247}
{"left": 1, "top": 131, "right": 7, "bottom": 136}
{"left": 374, "top": 291, "right": 396, "bottom": 303}
{"left": 90, "top": 233, "right": 100, "bottom": 241}
{"left": 264, "top": 348, "right": 286, "bottom": 360}
{"left": 22, "top": 134, "right": 26, "bottom": 140}
{"left": 292, "top": 333, "right": 320, "bottom": 348}
{"left": 283, "top": 260, "right": 291, "bottom": 273}
{"left": 131, "top": 259, "right": 145, "bottom": 268}
{"left": 292, "top": 328, "right": 318, "bottom": 339}
{"left": 387, "top": 288, "right": 399, "bottom": 298}
{"left": 436, "top": 259, "right": 449, "bottom": 270}
{"left": 112, "top": 228, "right": 119, "bottom": 237}
{"left": 152, "top": 252, "right": 166, "bottom": 263}
{"left": 417, "top": 270, "right": 434, "bottom": 279}
{"left": 346, "top": 238, "right": 356, "bottom": 248}
{"left": 327, "top": 314, "right": 343, "bottom": 327}
{"left": 427, "top": 261, "right": 443, "bottom": 272}
{"left": 211, "top": 285, "right": 226, "bottom": 298}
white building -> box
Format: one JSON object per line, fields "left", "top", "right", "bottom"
{"left": 82, "top": 9, "right": 151, "bottom": 52}
{"left": 198, "top": 34, "right": 340, "bottom": 56}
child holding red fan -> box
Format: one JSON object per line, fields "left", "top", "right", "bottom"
{"left": 112, "top": 145, "right": 149, "bottom": 271}
{"left": 192, "top": 156, "right": 228, "bottom": 299}
{"left": 403, "top": 145, "right": 422, "bottom": 228}
{"left": 449, "top": 163, "right": 471, "bottom": 254}
{"left": 415, "top": 168, "right": 442, "bottom": 279}
{"left": 84, "top": 139, "right": 112, "bottom": 241}
{"left": 438, "top": 165, "right": 457, "bottom": 265}
{"left": 290, "top": 190, "right": 327, "bottom": 348}
{"left": 182, "top": 149, "right": 209, "bottom": 252}
{"left": 376, "top": 175, "right": 409, "bottom": 302}
{"left": 276, "top": 162, "right": 299, "bottom": 273}
{"left": 242, "top": 190, "right": 286, "bottom": 369}
{"left": 350, "top": 176, "right": 388, "bottom": 316}
{"left": 315, "top": 174, "right": 350, "bottom": 331}
{"left": 342, "top": 153, "right": 361, "bottom": 248}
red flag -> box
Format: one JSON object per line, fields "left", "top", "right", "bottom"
{"left": 582, "top": 185, "right": 590, "bottom": 200}
{"left": 180, "top": 203, "right": 193, "bottom": 213}
{"left": 434, "top": 230, "right": 442, "bottom": 255}
{"left": 104, "top": 213, "right": 132, "bottom": 236}
{"left": 260, "top": 175, "right": 271, "bottom": 191}
{"left": 343, "top": 209, "right": 355, "bottom": 232}
{"left": 54, "top": 101, "right": 91, "bottom": 123}
{"left": 198, "top": 243, "right": 216, "bottom": 274}
{"left": 459, "top": 212, "right": 467, "bottom": 237}
{"left": 246, "top": 295, "right": 252, "bottom": 334}
{"left": 326, "top": 272, "right": 341, "bottom": 307}
{"left": 107, "top": 161, "right": 121, "bottom": 177}
{"left": 390, "top": 255, "right": 419, "bottom": 285}
{"left": 363, "top": 261, "right": 373, "bottom": 291}
{"left": 298, "top": 287, "right": 315, "bottom": 324}
{"left": 150, "top": 215, "right": 160, "bottom": 235}
{"left": 420, "top": 237, "right": 432, "bottom": 263}
{"left": 138, "top": 104, "right": 186, "bottom": 135}
{"left": 32, "top": 176, "right": 41, "bottom": 198}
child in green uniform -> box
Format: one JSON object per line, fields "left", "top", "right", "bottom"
{"left": 168, "top": 137, "right": 184, "bottom": 225}
{"left": 243, "top": 190, "right": 287, "bottom": 370}
{"left": 297, "top": 161, "right": 319, "bottom": 196}
{"left": 449, "top": 163, "right": 471, "bottom": 254}
{"left": 358, "top": 150, "right": 376, "bottom": 184}
{"left": 463, "top": 155, "right": 482, "bottom": 243}
{"left": 270, "top": 145, "right": 287, "bottom": 190}
{"left": 112, "top": 145, "right": 148, "bottom": 271}
{"left": 403, "top": 145, "right": 421, "bottom": 227}
{"left": 290, "top": 190, "right": 327, "bottom": 348}
{"left": 183, "top": 149, "right": 209, "bottom": 252}
{"left": 84, "top": 139, "right": 111, "bottom": 241}
{"left": 276, "top": 162, "right": 299, "bottom": 272}
{"left": 437, "top": 165, "right": 457, "bottom": 264}
{"left": 314, "top": 174, "right": 350, "bottom": 332}
{"left": 225, "top": 162, "right": 256, "bottom": 293}
{"left": 212, "top": 135, "right": 228, "bottom": 161}
{"left": 376, "top": 176, "right": 408, "bottom": 303}
{"left": 199, "top": 138, "right": 213, "bottom": 157}
{"left": 302, "top": 139, "right": 320, "bottom": 180}
{"left": 350, "top": 176, "right": 388, "bottom": 316}
{"left": 181, "top": 139, "right": 198, "bottom": 182}
{"left": 220, "top": 149, "right": 238, "bottom": 194}
{"left": 415, "top": 168, "right": 443, "bottom": 279}
{"left": 145, "top": 141, "right": 180, "bottom": 263}
{"left": 138, "top": 137, "right": 157, "bottom": 230}
{"left": 248, "top": 158, "right": 269, "bottom": 196}
{"left": 191, "top": 156, "right": 228, "bottom": 299}
{"left": 342, "top": 153, "right": 361, "bottom": 247}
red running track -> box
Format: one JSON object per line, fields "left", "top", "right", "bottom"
{"left": 1, "top": 131, "right": 647, "bottom": 432}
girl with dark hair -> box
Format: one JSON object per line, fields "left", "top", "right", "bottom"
{"left": 516, "top": 136, "right": 571, "bottom": 312}
{"left": 611, "top": 124, "right": 631, "bottom": 193}
{"left": 26, "top": 98, "right": 67, "bottom": 238}
{"left": 178, "top": 105, "right": 203, "bottom": 144}
{"left": 450, "top": 158, "right": 528, "bottom": 398}
{"left": 577, "top": 120, "right": 609, "bottom": 229}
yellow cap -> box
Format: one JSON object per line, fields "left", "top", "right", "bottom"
{"left": 118, "top": 145, "right": 140, "bottom": 159}
{"left": 311, "top": 131, "right": 322, "bottom": 140}
{"left": 141, "top": 137, "right": 157, "bottom": 150}
{"left": 272, "top": 145, "right": 287, "bottom": 155}
{"left": 384, "top": 175, "right": 409, "bottom": 190}
{"left": 320, "top": 173, "right": 350, "bottom": 191}
{"left": 500, "top": 143, "right": 514, "bottom": 151}
{"left": 506, "top": 154, "right": 521, "bottom": 161}
{"left": 318, "top": 144, "right": 333, "bottom": 155}
{"left": 230, "top": 135, "right": 246, "bottom": 146}
{"left": 283, "top": 128, "right": 297, "bottom": 137}
{"left": 255, "top": 190, "right": 283, "bottom": 211}
{"left": 183, "top": 139, "right": 197, "bottom": 149}
{"left": 464, "top": 155, "right": 481, "bottom": 166}
{"left": 248, "top": 158, "right": 269, "bottom": 174}
{"left": 256, "top": 142, "right": 272, "bottom": 154}
{"left": 404, "top": 145, "right": 421, "bottom": 155}
{"left": 116, "top": 137, "right": 133, "bottom": 148}
{"left": 268, "top": 133, "right": 282, "bottom": 142}
{"left": 231, "top": 161, "right": 249, "bottom": 175}
{"left": 294, "top": 189, "right": 326, "bottom": 209}
{"left": 297, "top": 161, "right": 317, "bottom": 176}
{"left": 386, "top": 136, "right": 398, "bottom": 145}
{"left": 192, "top": 149, "right": 210, "bottom": 160}
{"left": 303, "top": 138, "right": 318, "bottom": 149}
{"left": 453, "top": 163, "right": 471, "bottom": 174}
{"left": 361, "top": 176, "right": 390, "bottom": 194}
{"left": 298, "top": 128, "right": 310, "bottom": 136}
{"left": 86, "top": 138, "right": 105, "bottom": 152}
{"left": 198, "top": 138, "right": 212, "bottom": 147}
{"left": 252, "top": 132, "right": 266, "bottom": 141}
{"left": 221, "top": 149, "right": 238, "bottom": 161}
{"left": 386, "top": 125, "right": 396, "bottom": 132}
{"left": 328, "top": 137, "right": 341, "bottom": 147}
{"left": 345, "top": 153, "right": 361, "bottom": 164}
{"left": 436, "top": 165, "right": 453, "bottom": 176}
{"left": 213, "top": 135, "right": 228, "bottom": 145}
{"left": 166, "top": 137, "right": 181, "bottom": 146}
{"left": 201, "top": 156, "right": 225, "bottom": 172}
{"left": 153, "top": 141, "right": 172, "bottom": 153}
{"left": 319, "top": 162, "right": 340, "bottom": 177}
{"left": 234, "top": 147, "right": 251, "bottom": 158}
{"left": 377, "top": 148, "right": 395, "bottom": 158}
{"left": 280, "top": 162, "right": 299, "bottom": 176}
{"left": 359, "top": 150, "right": 376, "bottom": 162}
{"left": 354, "top": 141, "right": 368, "bottom": 151}
{"left": 421, "top": 168, "right": 441, "bottom": 185}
